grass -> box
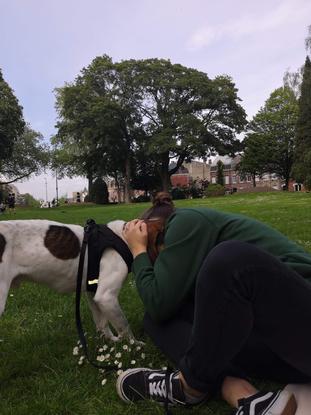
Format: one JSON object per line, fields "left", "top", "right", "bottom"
{"left": 1, "top": 192, "right": 311, "bottom": 415}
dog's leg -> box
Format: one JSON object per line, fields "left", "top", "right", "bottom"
{"left": 93, "top": 249, "right": 137, "bottom": 342}
{"left": 0, "top": 276, "right": 11, "bottom": 317}
{"left": 86, "top": 292, "right": 118, "bottom": 341}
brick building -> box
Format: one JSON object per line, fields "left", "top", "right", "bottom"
{"left": 170, "top": 160, "right": 211, "bottom": 187}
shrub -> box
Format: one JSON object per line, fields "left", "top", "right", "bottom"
{"left": 171, "top": 187, "right": 188, "bottom": 200}
{"left": 204, "top": 183, "right": 225, "bottom": 197}
{"left": 89, "top": 178, "right": 109, "bottom": 204}
{"left": 132, "top": 194, "right": 151, "bottom": 203}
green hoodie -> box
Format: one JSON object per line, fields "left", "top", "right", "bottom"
{"left": 132, "top": 208, "right": 311, "bottom": 322}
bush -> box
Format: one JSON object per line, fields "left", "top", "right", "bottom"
{"left": 89, "top": 178, "right": 109, "bottom": 204}
{"left": 171, "top": 186, "right": 188, "bottom": 200}
{"left": 22, "top": 193, "right": 40, "bottom": 207}
{"left": 188, "top": 185, "right": 203, "bottom": 199}
{"left": 204, "top": 183, "right": 225, "bottom": 197}
{"left": 132, "top": 194, "right": 151, "bottom": 203}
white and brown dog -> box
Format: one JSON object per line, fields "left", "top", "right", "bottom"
{"left": 0, "top": 219, "right": 134, "bottom": 342}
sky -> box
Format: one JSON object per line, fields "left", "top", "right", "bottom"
{"left": 1, "top": 0, "right": 310, "bottom": 200}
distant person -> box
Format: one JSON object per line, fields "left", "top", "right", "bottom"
{"left": 51, "top": 198, "right": 56, "bottom": 207}
{"left": 7, "top": 193, "right": 16, "bottom": 214}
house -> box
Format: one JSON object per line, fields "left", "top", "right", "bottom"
{"left": 210, "top": 156, "right": 283, "bottom": 191}
{"left": 170, "top": 160, "right": 211, "bottom": 187}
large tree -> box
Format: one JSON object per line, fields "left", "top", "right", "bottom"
{"left": 54, "top": 56, "right": 143, "bottom": 202}
{"left": 55, "top": 56, "right": 246, "bottom": 196}
{"left": 0, "top": 125, "right": 49, "bottom": 184}
{"left": 0, "top": 69, "right": 25, "bottom": 161}
{"left": 124, "top": 58, "right": 246, "bottom": 190}
{"left": 237, "top": 133, "right": 269, "bottom": 187}
{"left": 239, "top": 87, "right": 299, "bottom": 190}
{"left": 292, "top": 56, "right": 311, "bottom": 188}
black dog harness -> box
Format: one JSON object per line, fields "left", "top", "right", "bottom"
{"left": 86, "top": 219, "right": 133, "bottom": 292}
{"left": 75, "top": 219, "right": 133, "bottom": 371}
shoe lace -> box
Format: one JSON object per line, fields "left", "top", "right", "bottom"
{"left": 149, "top": 379, "right": 167, "bottom": 398}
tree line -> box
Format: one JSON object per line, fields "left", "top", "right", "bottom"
{"left": 0, "top": 26, "right": 310, "bottom": 200}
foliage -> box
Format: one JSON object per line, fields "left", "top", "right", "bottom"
{"left": 0, "top": 185, "right": 10, "bottom": 203}
{"left": 239, "top": 87, "right": 299, "bottom": 189}
{"left": 204, "top": 183, "right": 226, "bottom": 197}
{"left": 283, "top": 26, "right": 311, "bottom": 99}
{"left": 305, "top": 24, "right": 311, "bottom": 55}
{"left": 0, "top": 69, "right": 25, "bottom": 161}
{"left": 216, "top": 160, "right": 225, "bottom": 186}
{"left": 283, "top": 67, "right": 304, "bottom": 99}
{"left": 130, "top": 143, "right": 161, "bottom": 193}
{"left": 292, "top": 56, "right": 311, "bottom": 189}
{"left": 54, "top": 55, "right": 247, "bottom": 196}
{"left": 171, "top": 186, "right": 188, "bottom": 200}
{"left": 132, "top": 194, "right": 151, "bottom": 203}
{"left": 53, "top": 55, "right": 144, "bottom": 203}
{"left": 89, "top": 177, "right": 109, "bottom": 204}
{"left": 0, "top": 125, "right": 49, "bottom": 184}
{"left": 125, "top": 58, "right": 247, "bottom": 190}
{"left": 21, "top": 193, "right": 40, "bottom": 207}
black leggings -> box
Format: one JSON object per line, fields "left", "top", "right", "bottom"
{"left": 144, "top": 241, "right": 311, "bottom": 393}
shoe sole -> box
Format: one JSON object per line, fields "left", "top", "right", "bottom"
{"left": 264, "top": 391, "right": 297, "bottom": 415}
{"left": 116, "top": 368, "right": 150, "bottom": 403}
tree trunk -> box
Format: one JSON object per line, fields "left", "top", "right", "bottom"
{"left": 87, "top": 173, "right": 93, "bottom": 200}
{"left": 114, "top": 174, "right": 122, "bottom": 203}
{"left": 159, "top": 153, "right": 171, "bottom": 192}
{"left": 124, "top": 158, "right": 132, "bottom": 203}
{"left": 252, "top": 174, "right": 256, "bottom": 187}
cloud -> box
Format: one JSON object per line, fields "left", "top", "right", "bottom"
{"left": 187, "top": 0, "right": 311, "bottom": 50}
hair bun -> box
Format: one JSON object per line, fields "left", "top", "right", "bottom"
{"left": 153, "top": 192, "right": 173, "bottom": 207}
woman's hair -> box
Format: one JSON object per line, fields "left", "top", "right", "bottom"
{"left": 141, "top": 192, "right": 175, "bottom": 263}
{"left": 140, "top": 192, "right": 175, "bottom": 221}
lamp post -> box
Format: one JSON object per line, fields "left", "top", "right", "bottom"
{"left": 44, "top": 177, "right": 48, "bottom": 202}
{"left": 55, "top": 170, "right": 59, "bottom": 206}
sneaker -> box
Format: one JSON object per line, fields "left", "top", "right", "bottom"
{"left": 116, "top": 368, "right": 188, "bottom": 406}
{"left": 235, "top": 389, "right": 297, "bottom": 415}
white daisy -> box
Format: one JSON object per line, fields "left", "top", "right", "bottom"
{"left": 72, "top": 347, "right": 79, "bottom": 356}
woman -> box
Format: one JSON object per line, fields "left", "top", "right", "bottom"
{"left": 116, "top": 192, "right": 311, "bottom": 415}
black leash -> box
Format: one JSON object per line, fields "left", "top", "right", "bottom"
{"left": 75, "top": 219, "right": 118, "bottom": 372}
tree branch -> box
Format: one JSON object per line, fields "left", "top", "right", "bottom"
{"left": 0, "top": 171, "right": 34, "bottom": 185}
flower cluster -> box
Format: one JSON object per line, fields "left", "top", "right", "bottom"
{"left": 72, "top": 337, "right": 155, "bottom": 387}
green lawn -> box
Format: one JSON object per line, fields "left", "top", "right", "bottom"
{"left": 1, "top": 192, "right": 310, "bottom": 415}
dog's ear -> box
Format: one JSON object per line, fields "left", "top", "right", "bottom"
{"left": 146, "top": 220, "right": 165, "bottom": 264}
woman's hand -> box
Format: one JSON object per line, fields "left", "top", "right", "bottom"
{"left": 123, "top": 219, "right": 148, "bottom": 258}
